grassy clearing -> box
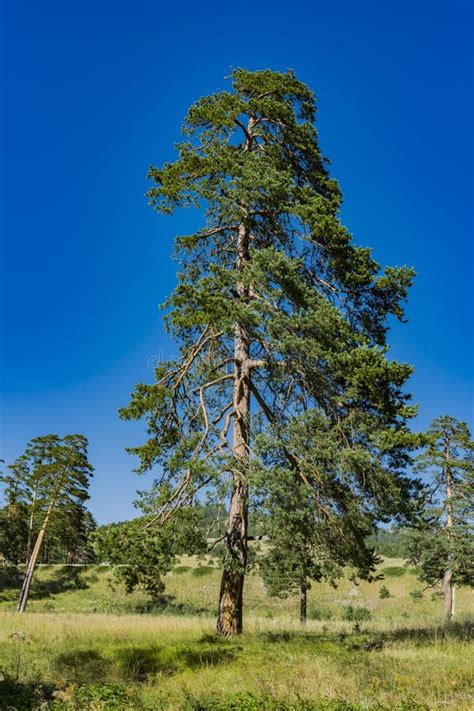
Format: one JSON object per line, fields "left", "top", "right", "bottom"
{"left": 0, "top": 559, "right": 472, "bottom": 709}
{"left": 1, "top": 557, "right": 471, "bottom": 624}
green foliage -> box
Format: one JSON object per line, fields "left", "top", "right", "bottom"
{"left": 51, "top": 683, "right": 145, "bottom": 710}
{"left": 379, "top": 585, "right": 391, "bottom": 599}
{"left": 174, "top": 565, "right": 191, "bottom": 574}
{"left": 119, "top": 68, "right": 422, "bottom": 623}
{"left": 382, "top": 566, "right": 407, "bottom": 577}
{"left": 307, "top": 605, "right": 333, "bottom": 620}
{"left": 191, "top": 565, "right": 214, "bottom": 577}
{"left": 341, "top": 605, "right": 372, "bottom": 621}
{"left": 93, "top": 504, "right": 205, "bottom": 601}
{"left": 406, "top": 416, "right": 474, "bottom": 590}
{"left": 367, "top": 527, "right": 410, "bottom": 558}
{"left": 410, "top": 589, "right": 424, "bottom": 601}
{"left": 0, "top": 435, "right": 95, "bottom": 567}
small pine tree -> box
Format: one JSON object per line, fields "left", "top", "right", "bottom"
{"left": 407, "top": 416, "right": 474, "bottom": 620}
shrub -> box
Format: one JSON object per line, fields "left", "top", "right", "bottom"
{"left": 191, "top": 565, "right": 214, "bottom": 577}
{"left": 341, "top": 605, "right": 372, "bottom": 621}
{"left": 382, "top": 566, "right": 407, "bottom": 577}
{"left": 173, "top": 565, "right": 191, "bottom": 574}
{"left": 379, "top": 585, "right": 391, "bottom": 599}
{"left": 51, "top": 683, "right": 145, "bottom": 710}
{"left": 308, "top": 606, "right": 333, "bottom": 620}
{"left": 410, "top": 589, "right": 424, "bottom": 601}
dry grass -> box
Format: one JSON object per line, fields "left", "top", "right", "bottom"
{"left": 0, "top": 559, "right": 472, "bottom": 709}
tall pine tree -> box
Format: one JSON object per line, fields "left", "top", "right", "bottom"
{"left": 121, "top": 69, "right": 420, "bottom": 636}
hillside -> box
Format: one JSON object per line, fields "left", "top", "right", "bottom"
{"left": 1, "top": 557, "right": 473, "bottom": 624}
{"left": 0, "top": 558, "right": 472, "bottom": 709}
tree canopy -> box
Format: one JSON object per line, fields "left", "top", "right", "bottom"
{"left": 407, "top": 416, "right": 474, "bottom": 618}
{"left": 121, "top": 68, "right": 422, "bottom": 635}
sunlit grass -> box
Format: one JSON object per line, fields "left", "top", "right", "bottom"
{"left": 0, "top": 559, "right": 472, "bottom": 709}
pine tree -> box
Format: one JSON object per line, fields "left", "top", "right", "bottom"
{"left": 121, "top": 69, "right": 420, "bottom": 636}
{"left": 13, "top": 434, "right": 94, "bottom": 612}
{"left": 257, "top": 476, "right": 325, "bottom": 624}
{"left": 407, "top": 416, "right": 474, "bottom": 620}
{"left": 93, "top": 502, "right": 205, "bottom": 604}
{"left": 0, "top": 458, "right": 29, "bottom": 565}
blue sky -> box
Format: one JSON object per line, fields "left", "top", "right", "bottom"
{"left": 1, "top": 1, "right": 473, "bottom": 524}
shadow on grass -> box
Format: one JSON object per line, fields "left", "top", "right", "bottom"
{"left": 378, "top": 619, "right": 474, "bottom": 645}
{"left": 54, "top": 649, "right": 111, "bottom": 683}
{"left": 53, "top": 642, "right": 238, "bottom": 684}
{"left": 257, "top": 619, "right": 474, "bottom": 651}
{"left": 0, "top": 678, "right": 57, "bottom": 710}
{"left": 114, "top": 643, "right": 237, "bottom": 681}
{"left": 0, "top": 567, "right": 23, "bottom": 600}
{"left": 30, "top": 566, "right": 89, "bottom": 599}
{"left": 135, "top": 593, "right": 212, "bottom": 617}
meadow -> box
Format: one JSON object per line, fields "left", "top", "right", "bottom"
{"left": 0, "top": 558, "right": 472, "bottom": 710}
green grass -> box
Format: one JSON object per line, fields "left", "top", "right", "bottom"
{"left": 0, "top": 559, "right": 472, "bottom": 709}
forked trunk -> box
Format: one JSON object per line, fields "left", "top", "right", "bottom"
{"left": 17, "top": 496, "right": 57, "bottom": 613}
{"left": 17, "top": 527, "right": 46, "bottom": 613}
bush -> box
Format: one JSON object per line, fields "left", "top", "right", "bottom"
{"left": 341, "top": 605, "right": 371, "bottom": 621}
{"left": 173, "top": 565, "right": 191, "bottom": 574}
{"left": 51, "top": 683, "right": 146, "bottom": 710}
{"left": 410, "top": 589, "right": 424, "bottom": 601}
{"left": 379, "top": 585, "right": 391, "bottom": 599}
{"left": 191, "top": 565, "right": 214, "bottom": 577}
{"left": 308, "top": 606, "right": 333, "bottom": 620}
{"left": 382, "top": 566, "right": 407, "bottom": 577}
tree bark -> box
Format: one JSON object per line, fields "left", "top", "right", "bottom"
{"left": 443, "top": 446, "right": 454, "bottom": 621}
{"left": 300, "top": 581, "right": 307, "bottom": 625}
{"left": 17, "top": 496, "right": 56, "bottom": 613}
{"left": 442, "top": 569, "right": 453, "bottom": 621}
{"left": 216, "top": 217, "right": 250, "bottom": 637}
{"left": 25, "top": 482, "right": 39, "bottom": 565}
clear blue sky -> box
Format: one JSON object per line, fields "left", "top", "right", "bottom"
{"left": 1, "top": 1, "right": 472, "bottom": 524}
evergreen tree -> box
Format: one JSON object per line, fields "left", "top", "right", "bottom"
{"left": 42, "top": 506, "right": 97, "bottom": 563}
{"left": 257, "top": 471, "right": 327, "bottom": 624}
{"left": 0, "top": 458, "right": 29, "bottom": 565}
{"left": 94, "top": 484, "right": 205, "bottom": 601}
{"left": 13, "top": 434, "right": 94, "bottom": 612}
{"left": 407, "top": 416, "right": 474, "bottom": 620}
{"left": 121, "top": 69, "right": 420, "bottom": 636}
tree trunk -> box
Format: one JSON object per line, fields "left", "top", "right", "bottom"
{"left": 17, "top": 497, "right": 56, "bottom": 613}
{"left": 25, "top": 483, "right": 39, "bottom": 565}
{"left": 443, "top": 447, "right": 454, "bottom": 622}
{"left": 17, "top": 527, "right": 46, "bottom": 613}
{"left": 300, "top": 581, "right": 307, "bottom": 625}
{"left": 217, "top": 217, "right": 250, "bottom": 637}
{"left": 442, "top": 569, "right": 453, "bottom": 621}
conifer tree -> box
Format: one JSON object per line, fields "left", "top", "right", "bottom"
{"left": 407, "top": 416, "right": 474, "bottom": 620}
{"left": 0, "top": 458, "right": 29, "bottom": 565}
{"left": 13, "top": 434, "right": 93, "bottom": 612}
{"left": 121, "top": 69, "right": 420, "bottom": 636}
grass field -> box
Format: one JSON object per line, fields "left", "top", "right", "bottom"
{"left": 0, "top": 558, "right": 472, "bottom": 709}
